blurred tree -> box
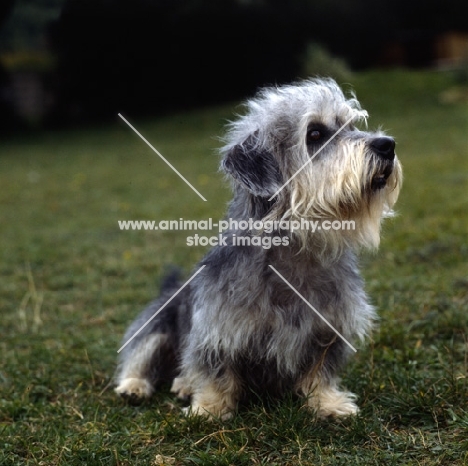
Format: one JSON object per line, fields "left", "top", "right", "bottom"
{"left": 0, "top": 0, "right": 16, "bottom": 133}
{"left": 0, "top": 0, "right": 14, "bottom": 27}
{"left": 50, "top": 0, "right": 311, "bottom": 121}
{"left": 0, "top": 0, "right": 65, "bottom": 52}
{"left": 2, "top": 0, "right": 465, "bottom": 124}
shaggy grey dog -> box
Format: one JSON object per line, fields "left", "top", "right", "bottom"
{"left": 114, "top": 78, "right": 402, "bottom": 419}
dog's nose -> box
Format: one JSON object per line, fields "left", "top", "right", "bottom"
{"left": 370, "top": 137, "right": 395, "bottom": 161}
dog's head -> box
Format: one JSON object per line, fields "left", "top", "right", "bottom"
{"left": 221, "top": 78, "right": 402, "bottom": 252}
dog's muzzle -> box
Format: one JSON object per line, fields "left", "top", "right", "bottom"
{"left": 370, "top": 137, "right": 396, "bottom": 190}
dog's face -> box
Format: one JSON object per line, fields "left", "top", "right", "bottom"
{"left": 221, "top": 78, "right": 402, "bottom": 252}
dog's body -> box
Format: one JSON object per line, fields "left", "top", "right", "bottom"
{"left": 115, "top": 78, "right": 402, "bottom": 419}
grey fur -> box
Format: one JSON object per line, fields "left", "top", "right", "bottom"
{"left": 114, "top": 78, "right": 402, "bottom": 418}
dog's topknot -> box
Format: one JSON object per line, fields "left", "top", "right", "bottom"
{"left": 221, "top": 78, "right": 368, "bottom": 155}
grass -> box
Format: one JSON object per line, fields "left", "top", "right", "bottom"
{"left": 1, "top": 70, "right": 467, "bottom": 465}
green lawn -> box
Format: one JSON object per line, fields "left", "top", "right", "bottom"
{"left": 1, "top": 70, "right": 467, "bottom": 465}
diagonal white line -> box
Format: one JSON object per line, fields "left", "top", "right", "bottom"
{"left": 118, "top": 113, "right": 207, "bottom": 202}
{"left": 268, "top": 115, "right": 355, "bottom": 201}
{"left": 117, "top": 265, "right": 206, "bottom": 353}
{"left": 268, "top": 265, "right": 357, "bottom": 353}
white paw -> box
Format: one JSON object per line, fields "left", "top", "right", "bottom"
{"left": 170, "top": 377, "right": 191, "bottom": 400}
{"left": 182, "top": 403, "right": 233, "bottom": 421}
{"left": 316, "top": 397, "right": 359, "bottom": 418}
{"left": 115, "top": 378, "right": 153, "bottom": 400}
{"left": 307, "top": 387, "right": 359, "bottom": 418}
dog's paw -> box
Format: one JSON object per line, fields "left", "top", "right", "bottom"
{"left": 181, "top": 376, "right": 239, "bottom": 420}
{"left": 306, "top": 387, "right": 359, "bottom": 418}
{"left": 170, "top": 377, "right": 191, "bottom": 401}
{"left": 316, "top": 396, "right": 359, "bottom": 418}
{"left": 182, "top": 404, "right": 233, "bottom": 421}
{"left": 115, "top": 378, "right": 153, "bottom": 403}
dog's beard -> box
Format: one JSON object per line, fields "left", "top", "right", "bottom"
{"left": 261, "top": 144, "right": 402, "bottom": 257}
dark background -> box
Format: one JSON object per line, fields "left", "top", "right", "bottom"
{"left": 0, "top": 0, "right": 467, "bottom": 129}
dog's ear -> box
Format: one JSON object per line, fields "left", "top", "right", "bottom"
{"left": 221, "top": 135, "right": 282, "bottom": 198}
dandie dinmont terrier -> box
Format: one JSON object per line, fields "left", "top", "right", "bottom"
{"left": 114, "top": 78, "right": 402, "bottom": 419}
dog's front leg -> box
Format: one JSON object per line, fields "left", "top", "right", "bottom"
{"left": 184, "top": 368, "right": 241, "bottom": 420}
{"left": 296, "top": 368, "right": 359, "bottom": 418}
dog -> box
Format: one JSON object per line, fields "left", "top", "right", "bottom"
{"left": 114, "top": 78, "right": 402, "bottom": 419}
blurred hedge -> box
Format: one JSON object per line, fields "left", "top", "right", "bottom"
{"left": 2, "top": 0, "right": 466, "bottom": 125}
{"left": 50, "top": 1, "right": 310, "bottom": 121}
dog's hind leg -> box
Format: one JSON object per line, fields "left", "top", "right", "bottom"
{"left": 115, "top": 270, "right": 188, "bottom": 401}
{"left": 115, "top": 332, "right": 174, "bottom": 401}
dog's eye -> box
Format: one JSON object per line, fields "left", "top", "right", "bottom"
{"left": 307, "top": 128, "right": 324, "bottom": 145}
{"left": 308, "top": 130, "right": 321, "bottom": 141}
{"left": 306, "top": 123, "right": 328, "bottom": 146}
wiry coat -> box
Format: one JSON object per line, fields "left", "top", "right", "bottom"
{"left": 115, "top": 78, "right": 402, "bottom": 419}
